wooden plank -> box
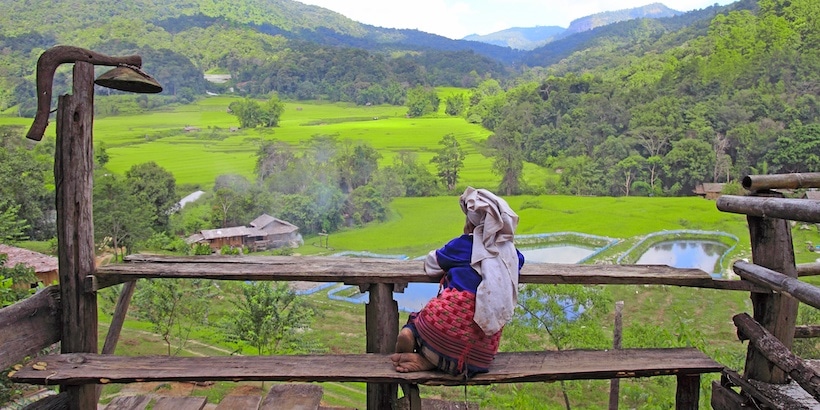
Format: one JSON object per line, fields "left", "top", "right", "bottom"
{"left": 11, "top": 349, "right": 722, "bottom": 386}
{"left": 260, "top": 384, "right": 322, "bottom": 409}
{"left": 717, "top": 195, "right": 820, "bottom": 223}
{"left": 733, "top": 261, "right": 820, "bottom": 309}
{"left": 152, "top": 396, "right": 207, "bottom": 410}
{"left": 0, "top": 286, "right": 61, "bottom": 369}
{"left": 56, "top": 59, "right": 98, "bottom": 410}
{"left": 103, "top": 395, "right": 151, "bottom": 410}
{"left": 215, "top": 395, "right": 262, "bottom": 410}
{"left": 94, "top": 255, "right": 762, "bottom": 291}
{"left": 795, "top": 325, "right": 820, "bottom": 339}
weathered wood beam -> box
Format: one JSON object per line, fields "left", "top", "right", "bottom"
{"left": 742, "top": 173, "right": 820, "bottom": 192}
{"left": 717, "top": 195, "right": 820, "bottom": 223}
{"left": 365, "top": 283, "right": 398, "bottom": 410}
{"left": 0, "top": 286, "right": 60, "bottom": 369}
{"left": 55, "top": 61, "right": 98, "bottom": 409}
{"left": 20, "top": 392, "right": 72, "bottom": 410}
{"left": 93, "top": 255, "right": 763, "bottom": 292}
{"left": 798, "top": 263, "right": 820, "bottom": 277}
{"left": 733, "top": 261, "right": 820, "bottom": 310}
{"left": 795, "top": 325, "right": 820, "bottom": 339}
{"left": 734, "top": 313, "right": 820, "bottom": 400}
{"left": 11, "top": 348, "right": 722, "bottom": 387}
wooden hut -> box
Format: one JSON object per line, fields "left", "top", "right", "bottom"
{"left": 0, "top": 244, "right": 59, "bottom": 287}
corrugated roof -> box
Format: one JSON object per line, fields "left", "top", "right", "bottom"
{"left": 0, "top": 244, "right": 58, "bottom": 273}
{"left": 199, "top": 226, "right": 266, "bottom": 240}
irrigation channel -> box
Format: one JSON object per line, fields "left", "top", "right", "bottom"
{"left": 310, "top": 230, "right": 738, "bottom": 312}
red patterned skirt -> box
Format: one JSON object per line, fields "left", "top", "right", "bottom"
{"left": 405, "top": 287, "right": 502, "bottom": 378}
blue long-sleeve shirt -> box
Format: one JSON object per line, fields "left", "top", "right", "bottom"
{"left": 424, "top": 234, "right": 525, "bottom": 293}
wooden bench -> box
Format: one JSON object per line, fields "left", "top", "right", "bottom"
{"left": 12, "top": 348, "right": 722, "bottom": 409}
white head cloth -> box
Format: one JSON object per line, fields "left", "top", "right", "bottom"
{"left": 460, "top": 187, "right": 519, "bottom": 335}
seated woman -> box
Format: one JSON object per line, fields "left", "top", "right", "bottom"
{"left": 391, "top": 187, "right": 525, "bottom": 378}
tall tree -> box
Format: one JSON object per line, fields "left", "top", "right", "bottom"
{"left": 93, "top": 172, "right": 154, "bottom": 260}
{"left": 125, "top": 162, "right": 177, "bottom": 232}
{"left": 430, "top": 134, "right": 466, "bottom": 191}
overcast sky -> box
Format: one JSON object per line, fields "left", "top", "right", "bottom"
{"left": 296, "top": 0, "right": 737, "bottom": 39}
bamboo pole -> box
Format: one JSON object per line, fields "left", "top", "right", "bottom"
{"left": 733, "top": 261, "right": 820, "bottom": 310}
{"left": 717, "top": 195, "right": 820, "bottom": 223}
{"left": 742, "top": 173, "right": 820, "bottom": 192}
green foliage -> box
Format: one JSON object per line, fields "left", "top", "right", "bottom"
{"left": 192, "top": 243, "right": 212, "bottom": 255}
{"left": 0, "top": 253, "right": 37, "bottom": 307}
{"left": 224, "top": 281, "right": 315, "bottom": 355}
{"left": 430, "top": 134, "right": 466, "bottom": 191}
{"left": 93, "top": 171, "right": 155, "bottom": 259}
{"left": 125, "top": 162, "right": 177, "bottom": 232}
{"left": 219, "top": 245, "right": 240, "bottom": 255}
{"left": 405, "top": 86, "right": 440, "bottom": 117}
{"left": 132, "top": 278, "right": 218, "bottom": 355}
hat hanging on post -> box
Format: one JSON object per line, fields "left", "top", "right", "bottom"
{"left": 94, "top": 64, "right": 163, "bottom": 94}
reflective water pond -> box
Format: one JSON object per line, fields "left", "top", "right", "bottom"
{"left": 635, "top": 240, "right": 729, "bottom": 274}
{"left": 520, "top": 245, "right": 597, "bottom": 264}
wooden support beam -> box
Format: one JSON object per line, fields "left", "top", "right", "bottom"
{"left": 733, "top": 261, "right": 820, "bottom": 309}
{"left": 798, "top": 263, "right": 820, "bottom": 277}
{"left": 741, "top": 194, "right": 799, "bottom": 385}
{"left": 675, "top": 374, "right": 700, "bottom": 410}
{"left": 365, "top": 283, "right": 398, "bottom": 410}
{"left": 55, "top": 60, "right": 98, "bottom": 410}
{"left": 795, "top": 325, "right": 820, "bottom": 339}
{"left": 734, "top": 313, "right": 820, "bottom": 400}
{"left": 717, "top": 195, "right": 820, "bottom": 224}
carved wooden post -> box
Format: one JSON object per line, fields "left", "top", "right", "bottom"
{"left": 56, "top": 60, "right": 98, "bottom": 409}
{"left": 743, "top": 192, "right": 798, "bottom": 384}
{"left": 365, "top": 283, "right": 399, "bottom": 409}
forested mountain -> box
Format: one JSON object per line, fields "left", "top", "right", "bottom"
{"left": 463, "top": 26, "right": 566, "bottom": 51}
{"left": 563, "top": 3, "right": 682, "bottom": 36}
{"left": 1, "top": 0, "right": 818, "bottom": 244}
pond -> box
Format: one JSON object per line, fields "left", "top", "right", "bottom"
{"left": 519, "top": 245, "right": 597, "bottom": 264}
{"left": 635, "top": 239, "right": 729, "bottom": 275}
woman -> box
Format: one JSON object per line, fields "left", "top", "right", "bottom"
{"left": 390, "top": 187, "right": 525, "bottom": 378}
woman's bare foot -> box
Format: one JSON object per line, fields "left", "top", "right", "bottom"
{"left": 395, "top": 327, "right": 415, "bottom": 353}
{"left": 390, "top": 353, "right": 435, "bottom": 372}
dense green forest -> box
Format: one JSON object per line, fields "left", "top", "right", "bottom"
{"left": 0, "top": 0, "right": 818, "bottom": 246}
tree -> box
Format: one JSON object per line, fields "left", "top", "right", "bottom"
{"left": 256, "top": 140, "right": 295, "bottom": 181}
{"left": 225, "top": 281, "right": 315, "bottom": 355}
{"left": 93, "top": 172, "right": 154, "bottom": 260}
{"left": 132, "top": 278, "right": 217, "bottom": 356}
{"left": 228, "top": 99, "right": 264, "bottom": 128}
{"left": 444, "top": 93, "right": 467, "bottom": 116}
{"left": 260, "top": 94, "right": 286, "bottom": 127}
{"left": 765, "top": 124, "right": 820, "bottom": 173}
{"left": 125, "top": 162, "right": 177, "bottom": 232}
{"left": 0, "top": 201, "right": 29, "bottom": 244}
{"left": 405, "top": 86, "right": 440, "bottom": 117}
{"left": 614, "top": 155, "right": 646, "bottom": 196}
{"left": 430, "top": 134, "right": 466, "bottom": 191}
{"left": 0, "top": 253, "right": 37, "bottom": 306}
{"left": 663, "top": 139, "right": 717, "bottom": 194}
{"left": 335, "top": 142, "right": 381, "bottom": 193}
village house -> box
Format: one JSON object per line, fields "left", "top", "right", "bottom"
{"left": 0, "top": 244, "right": 58, "bottom": 288}
{"left": 693, "top": 182, "right": 726, "bottom": 200}
{"left": 186, "top": 214, "right": 302, "bottom": 253}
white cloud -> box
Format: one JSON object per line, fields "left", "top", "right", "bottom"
{"left": 296, "top": 0, "right": 737, "bottom": 39}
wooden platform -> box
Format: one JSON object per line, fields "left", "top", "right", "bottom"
{"left": 12, "top": 348, "right": 722, "bottom": 387}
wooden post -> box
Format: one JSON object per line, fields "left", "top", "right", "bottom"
{"left": 56, "top": 60, "right": 98, "bottom": 409}
{"left": 608, "top": 300, "right": 623, "bottom": 410}
{"left": 365, "top": 283, "right": 398, "bottom": 410}
{"left": 675, "top": 374, "right": 701, "bottom": 409}
{"left": 743, "top": 192, "right": 798, "bottom": 384}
